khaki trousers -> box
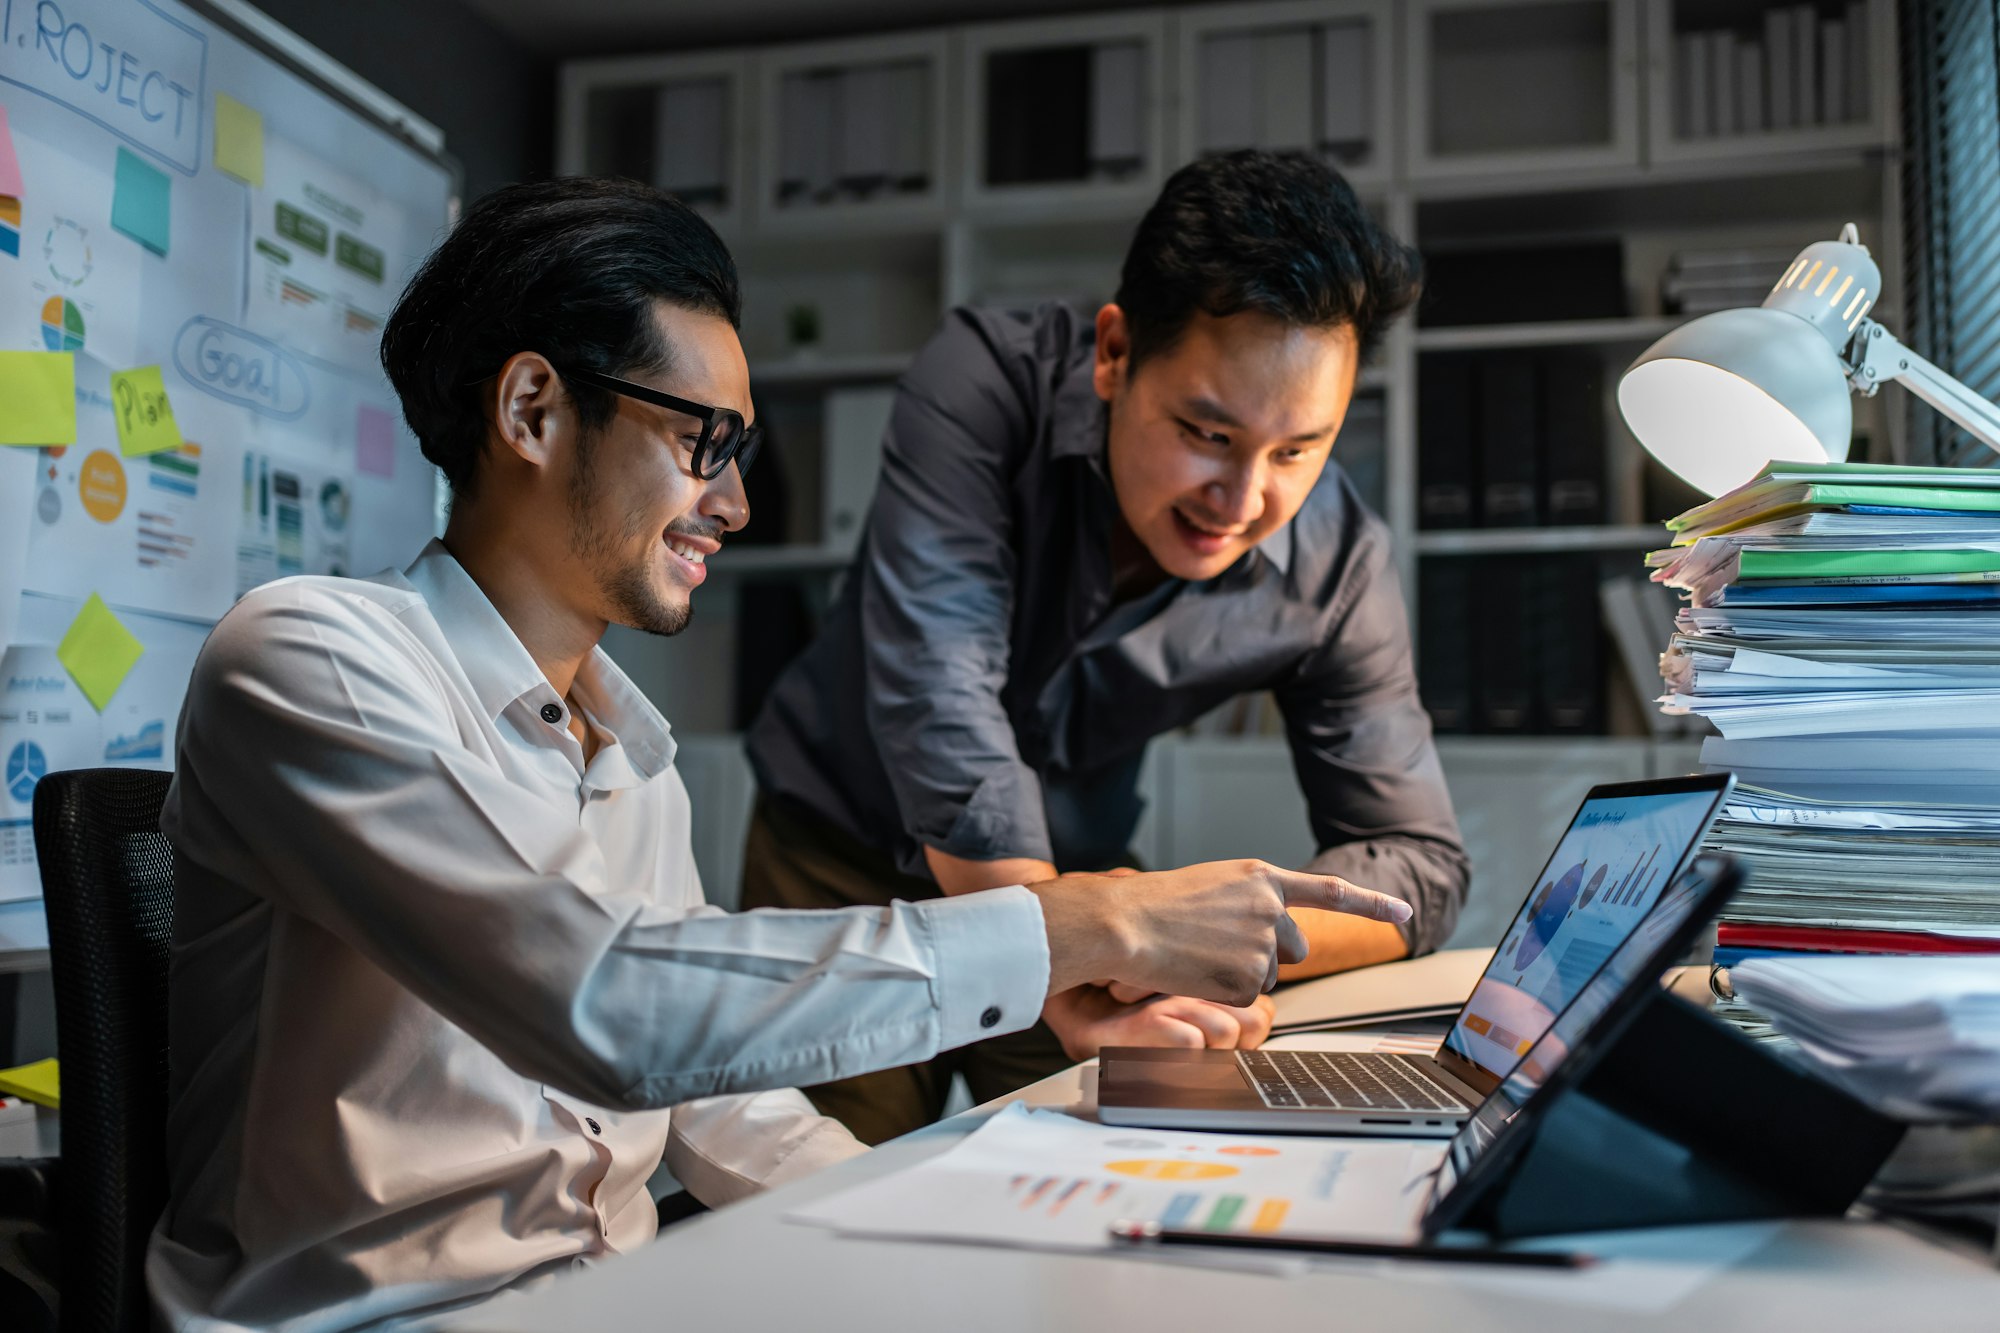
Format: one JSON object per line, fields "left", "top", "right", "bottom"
{"left": 738, "top": 794, "right": 1071, "bottom": 1146}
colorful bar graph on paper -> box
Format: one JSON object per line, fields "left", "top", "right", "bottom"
{"left": 1203, "top": 1195, "right": 1247, "bottom": 1231}
{"left": 1250, "top": 1199, "right": 1291, "bottom": 1232}
{"left": 1160, "top": 1192, "right": 1201, "bottom": 1227}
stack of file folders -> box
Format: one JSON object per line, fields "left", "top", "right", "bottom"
{"left": 1648, "top": 462, "right": 2000, "bottom": 1040}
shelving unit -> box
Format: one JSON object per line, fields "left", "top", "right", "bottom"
{"left": 560, "top": 0, "right": 1902, "bottom": 912}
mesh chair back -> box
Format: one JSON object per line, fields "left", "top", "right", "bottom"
{"left": 31, "top": 768, "right": 175, "bottom": 1333}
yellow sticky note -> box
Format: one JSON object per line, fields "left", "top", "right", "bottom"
{"left": 214, "top": 93, "right": 265, "bottom": 187}
{"left": 0, "top": 1059, "right": 59, "bottom": 1110}
{"left": 0, "top": 350, "right": 76, "bottom": 446}
{"left": 58, "top": 593, "right": 144, "bottom": 711}
{"left": 110, "top": 365, "right": 183, "bottom": 457}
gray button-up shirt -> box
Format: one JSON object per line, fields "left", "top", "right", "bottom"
{"left": 748, "top": 304, "right": 1468, "bottom": 952}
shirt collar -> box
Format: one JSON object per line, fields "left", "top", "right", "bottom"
{"left": 401, "top": 541, "right": 677, "bottom": 779}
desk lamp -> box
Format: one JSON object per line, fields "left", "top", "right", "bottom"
{"left": 1617, "top": 223, "right": 2000, "bottom": 497}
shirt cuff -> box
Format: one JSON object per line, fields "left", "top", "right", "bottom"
{"left": 916, "top": 884, "right": 1050, "bottom": 1053}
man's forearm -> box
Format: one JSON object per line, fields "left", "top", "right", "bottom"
{"left": 1276, "top": 910, "right": 1407, "bottom": 981}
{"left": 924, "top": 844, "right": 1058, "bottom": 897}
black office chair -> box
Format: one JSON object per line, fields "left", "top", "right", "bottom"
{"left": 30, "top": 768, "right": 176, "bottom": 1333}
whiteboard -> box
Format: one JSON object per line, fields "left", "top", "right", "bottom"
{"left": 0, "top": 0, "right": 458, "bottom": 958}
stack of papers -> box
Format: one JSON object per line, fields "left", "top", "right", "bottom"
{"left": 1643, "top": 463, "right": 2000, "bottom": 1039}
{"left": 1728, "top": 955, "right": 2000, "bottom": 1121}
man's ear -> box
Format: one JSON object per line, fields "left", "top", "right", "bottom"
{"left": 1093, "top": 303, "right": 1132, "bottom": 404}
{"left": 489, "top": 352, "right": 565, "bottom": 468}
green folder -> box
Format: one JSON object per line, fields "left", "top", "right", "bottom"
{"left": 1737, "top": 548, "right": 2000, "bottom": 579}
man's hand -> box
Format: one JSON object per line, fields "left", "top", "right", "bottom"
{"left": 1043, "top": 986, "right": 1275, "bottom": 1061}
{"left": 1026, "top": 858, "right": 1413, "bottom": 1005}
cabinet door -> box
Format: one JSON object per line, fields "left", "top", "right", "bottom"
{"left": 959, "top": 11, "right": 1172, "bottom": 216}
{"left": 1406, "top": 0, "right": 1642, "bottom": 180}
{"left": 752, "top": 30, "right": 952, "bottom": 234}
{"left": 1643, "top": 0, "right": 1894, "bottom": 167}
{"left": 558, "top": 51, "right": 751, "bottom": 234}
{"left": 1174, "top": 0, "right": 1398, "bottom": 188}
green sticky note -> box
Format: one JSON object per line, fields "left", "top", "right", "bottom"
{"left": 214, "top": 93, "right": 264, "bottom": 187}
{"left": 111, "top": 146, "right": 171, "bottom": 256}
{"left": 0, "top": 351, "right": 76, "bottom": 446}
{"left": 110, "top": 365, "right": 183, "bottom": 457}
{"left": 57, "top": 594, "right": 144, "bottom": 712}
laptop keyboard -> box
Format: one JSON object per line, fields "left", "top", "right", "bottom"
{"left": 1237, "top": 1050, "right": 1464, "bottom": 1113}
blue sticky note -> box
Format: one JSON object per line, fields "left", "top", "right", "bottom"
{"left": 111, "top": 147, "right": 171, "bottom": 256}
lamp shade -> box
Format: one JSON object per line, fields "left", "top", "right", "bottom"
{"left": 1618, "top": 306, "right": 1853, "bottom": 498}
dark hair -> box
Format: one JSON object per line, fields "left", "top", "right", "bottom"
{"left": 381, "top": 176, "right": 742, "bottom": 496}
{"left": 1114, "top": 150, "right": 1421, "bottom": 367}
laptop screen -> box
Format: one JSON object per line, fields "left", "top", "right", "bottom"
{"left": 1439, "top": 782, "right": 1728, "bottom": 1082}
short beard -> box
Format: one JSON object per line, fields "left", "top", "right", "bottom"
{"left": 567, "top": 430, "right": 693, "bottom": 638}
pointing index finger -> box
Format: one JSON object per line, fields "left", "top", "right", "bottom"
{"left": 1271, "top": 868, "right": 1414, "bottom": 925}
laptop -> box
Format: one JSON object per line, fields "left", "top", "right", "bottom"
{"left": 1097, "top": 772, "right": 1736, "bottom": 1137}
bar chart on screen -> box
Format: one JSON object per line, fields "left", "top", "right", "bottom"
{"left": 790, "top": 1105, "right": 1440, "bottom": 1252}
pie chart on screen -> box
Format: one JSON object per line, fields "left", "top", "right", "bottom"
{"left": 1512, "top": 861, "right": 1584, "bottom": 970}
{"left": 40, "top": 296, "right": 84, "bottom": 353}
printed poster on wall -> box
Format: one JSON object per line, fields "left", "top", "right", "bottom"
{"left": 245, "top": 136, "right": 405, "bottom": 377}
{"left": 0, "top": 130, "right": 142, "bottom": 369}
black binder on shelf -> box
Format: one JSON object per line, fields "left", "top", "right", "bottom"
{"left": 985, "top": 46, "right": 1091, "bottom": 186}
{"left": 1476, "top": 351, "right": 1540, "bottom": 528}
{"left": 1418, "top": 353, "right": 1477, "bottom": 529}
{"left": 1473, "top": 558, "right": 1535, "bottom": 734}
{"left": 1536, "top": 555, "right": 1604, "bottom": 734}
{"left": 1417, "top": 557, "right": 1473, "bottom": 734}
{"left": 1538, "top": 350, "right": 1607, "bottom": 526}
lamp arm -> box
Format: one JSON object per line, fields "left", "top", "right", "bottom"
{"left": 1848, "top": 320, "right": 2000, "bottom": 457}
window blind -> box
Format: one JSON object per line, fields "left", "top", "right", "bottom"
{"left": 1902, "top": 0, "right": 2000, "bottom": 465}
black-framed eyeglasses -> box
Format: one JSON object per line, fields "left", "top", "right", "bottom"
{"left": 562, "top": 366, "right": 762, "bottom": 481}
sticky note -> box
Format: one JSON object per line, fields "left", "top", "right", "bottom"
{"left": 0, "top": 350, "right": 75, "bottom": 445}
{"left": 0, "top": 1058, "right": 59, "bottom": 1110}
{"left": 356, "top": 403, "right": 396, "bottom": 478}
{"left": 111, "top": 146, "right": 171, "bottom": 256}
{"left": 110, "top": 365, "right": 183, "bottom": 457}
{"left": 0, "top": 105, "right": 23, "bottom": 197}
{"left": 58, "top": 593, "right": 144, "bottom": 712}
{"left": 213, "top": 93, "right": 264, "bottom": 187}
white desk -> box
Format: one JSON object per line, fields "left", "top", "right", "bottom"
{"left": 454, "top": 1061, "right": 2000, "bottom": 1333}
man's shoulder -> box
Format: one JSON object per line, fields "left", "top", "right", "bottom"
{"left": 200, "top": 571, "right": 434, "bottom": 679}
{"left": 909, "top": 303, "right": 1093, "bottom": 407}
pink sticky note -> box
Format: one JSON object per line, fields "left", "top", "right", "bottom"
{"left": 356, "top": 403, "right": 396, "bottom": 478}
{"left": 0, "top": 106, "right": 24, "bottom": 198}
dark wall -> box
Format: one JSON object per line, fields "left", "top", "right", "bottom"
{"left": 250, "top": 0, "right": 554, "bottom": 203}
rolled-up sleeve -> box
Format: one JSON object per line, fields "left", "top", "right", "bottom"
{"left": 859, "top": 314, "right": 1052, "bottom": 870}
{"left": 1276, "top": 535, "right": 1470, "bottom": 955}
{"left": 166, "top": 587, "right": 1053, "bottom": 1113}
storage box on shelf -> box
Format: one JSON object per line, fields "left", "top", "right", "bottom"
{"left": 959, "top": 11, "right": 1172, "bottom": 216}
{"left": 1175, "top": 0, "right": 1398, "bottom": 186}
{"left": 1404, "top": 0, "right": 1642, "bottom": 181}
{"left": 754, "top": 31, "right": 953, "bottom": 232}
{"left": 557, "top": 51, "right": 752, "bottom": 231}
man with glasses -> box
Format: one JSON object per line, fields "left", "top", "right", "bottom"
{"left": 147, "top": 176, "right": 1411, "bottom": 1330}
{"left": 743, "top": 151, "right": 1471, "bottom": 1145}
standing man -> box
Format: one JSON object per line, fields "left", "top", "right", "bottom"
{"left": 745, "top": 151, "right": 1469, "bottom": 1145}
{"left": 147, "top": 177, "right": 1411, "bottom": 1329}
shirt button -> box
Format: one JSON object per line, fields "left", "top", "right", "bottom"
{"left": 586, "top": 1117, "right": 602, "bottom": 1135}
{"left": 979, "top": 1006, "right": 1003, "bottom": 1029}
{"left": 541, "top": 703, "right": 563, "bottom": 725}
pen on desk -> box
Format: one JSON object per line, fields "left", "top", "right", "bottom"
{"left": 1108, "top": 1221, "right": 1595, "bottom": 1269}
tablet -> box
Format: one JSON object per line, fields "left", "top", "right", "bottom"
{"left": 1420, "top": 851, "right": 1747, "bottom": 1237}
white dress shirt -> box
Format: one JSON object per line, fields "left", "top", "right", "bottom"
{"left": 148, "top": 541, "right": 1051, "bottom": 1331}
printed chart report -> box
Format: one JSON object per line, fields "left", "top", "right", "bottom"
{"left": 1443, "top": 787, "right": 1724, "bottom": 1077}
{"left": 789, "top": 1104, "right": 1441, "bottom": 1251}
